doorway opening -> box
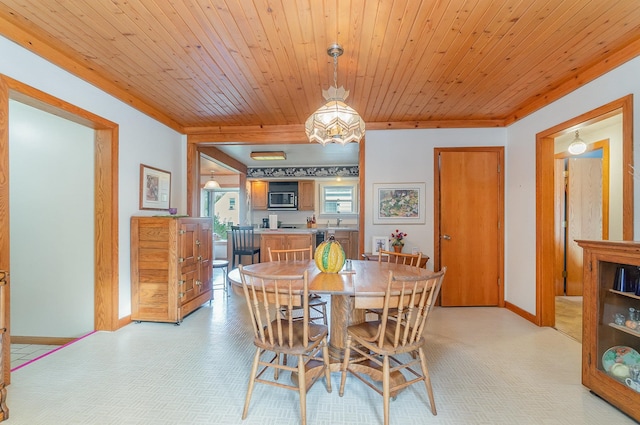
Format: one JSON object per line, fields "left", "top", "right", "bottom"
{"left": 535, "top": 95, "right": 633, "bottom": 329}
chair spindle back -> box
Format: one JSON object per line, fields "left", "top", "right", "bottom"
{"left": 378, "top": 250, "right": 423, "bottom": 267}
{"left": 377, "top": 267, "right": 446, "bottom": 349}
{"left": 239, "top": 266, "right": 309, "bottom": 348}
{"left": 269, "top": 246, "right": 313, "bottom": 262}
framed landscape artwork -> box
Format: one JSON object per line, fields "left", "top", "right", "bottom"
{"left": 373, "top": 182, "right": 426, "bottom": 224}
{"left": 140, "top": 164, "right": 171, "bottom": 210}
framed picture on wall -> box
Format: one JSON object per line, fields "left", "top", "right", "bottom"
{"left": 371, "top": 236, "right": 389, "bottom": 254}
{"left": 140, "top": 164, "right": 171, "bottom": 210}
{"left": 373, "top": 182, "right": 426, "bottom": 224}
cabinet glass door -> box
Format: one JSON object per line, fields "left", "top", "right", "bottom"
{"left": 598, "top": 260, "right": 640, "bottom": 387}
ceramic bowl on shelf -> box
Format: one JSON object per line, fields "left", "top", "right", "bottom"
{"left": 602, "top": 346, "right": 640, "bottom": 380}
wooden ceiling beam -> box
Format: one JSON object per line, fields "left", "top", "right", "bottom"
{"left": 186, "top": 118, "right": 505, "bottom": 143}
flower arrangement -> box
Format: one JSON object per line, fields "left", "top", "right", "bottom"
{"left": 390, "top": 229, "right": 407, "bottom": 247}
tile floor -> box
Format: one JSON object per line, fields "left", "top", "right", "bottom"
{"left": 4, "top": 276, "right": 637, "bottom": 425}
{"left": 11, "top": 344, "right": 63, "bottom": 371}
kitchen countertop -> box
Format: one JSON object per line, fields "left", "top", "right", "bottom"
{"left": 227, "top": 227, "right": 358, "bottom": 234}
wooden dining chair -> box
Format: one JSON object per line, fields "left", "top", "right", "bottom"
{"left": 366, "top": 250, "right": 425, "bottom": 321}
{"left": 339, "top": 267, "right": 447, "bottom": 425}
{"left": 231, "top": 225, "right": 261, "bottom": 269}
{"left": 378, "top": 249, "right": 423, "bottom": 267}
{"left": 268, "top": 246, "right": 328, "bottom": 325}
{"left": 238, "top": 265, "right": 332, "bottom": 425}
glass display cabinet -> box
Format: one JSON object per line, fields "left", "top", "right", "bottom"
{"left": 577, "top": 240, "right": 640, "bottom": 421}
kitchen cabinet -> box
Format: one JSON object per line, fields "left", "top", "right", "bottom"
{"left": 577, "top": 240, "right": 640, "bottom": 421}
{"left": 260, "top": 233, "right": 314, "bottom": 260}
{"left": 298, "top": 180, "right": 315, "bottom": 211}
{"left": 251, "top": 181, "right": 268, "bottom": 210}
{"left": 131, "top": 216, "right": 212, "bottom": 324}
{"left": 325, "top": 230, "right": 359, "bottom": 260}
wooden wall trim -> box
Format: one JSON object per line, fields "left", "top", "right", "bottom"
{"left": 10, "top": 336, "right": 75, "bottom": 346}
{"left": 198, "top": 146, "right": 247, "bottom": 174}
{"left": 0, "top": 75, "right": 11, "bottom": 387}
{"left": 0, "top": 74, "right": 120, "bottom": 347}
{"left": 185, "top": 119, "right": 506, "bottom": 143}
{"left": 536, "top": 94, "right": 633, "bottom": 327}
{"left": 358, "top": 139, "right": 365, "bottom": 257}
{"left": 505, "top": 301, "right": 537, "bottom": 325}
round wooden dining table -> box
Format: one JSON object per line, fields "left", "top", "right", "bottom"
{"left": 228, "top": 259, "right": 435, "bottom": 362}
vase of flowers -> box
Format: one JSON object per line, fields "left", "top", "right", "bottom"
{"left": 390, "top": 229, "right": 407, "bottom": 253}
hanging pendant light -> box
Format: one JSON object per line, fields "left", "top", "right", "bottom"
{"left": 567, "top": 130, "right": 587, "bottom": 155}
{"left": 305, "top": 44, "right": 365, "bottom": 145}
{"left": 203, "top": 170, "right": 220, "bottom": 190}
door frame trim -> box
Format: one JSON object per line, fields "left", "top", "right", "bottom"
{"left": 0, "top": 74, "right": 120, "bottom": 383}
{"left": 536, "top": 94, "right": 633, "bottom": 327}
{"left": 434, "top": 146, "right": 505, "bottom": 307}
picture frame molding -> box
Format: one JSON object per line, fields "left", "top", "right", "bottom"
{"left": 140, "top": 164, "right": 171, "bottom": 210}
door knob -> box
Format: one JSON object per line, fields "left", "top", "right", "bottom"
{"left": 442, "top": 234, "right": 451, "bottom": 240}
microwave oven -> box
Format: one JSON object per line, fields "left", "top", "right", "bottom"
{"left": 268, "top": 191, "right": 297, "bottom": 209}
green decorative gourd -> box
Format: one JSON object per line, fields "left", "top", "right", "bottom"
{"left": 315, "top": 235, "right": 346, "bottom": 273}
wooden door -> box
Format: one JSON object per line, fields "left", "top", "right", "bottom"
{"left": 437, "top": 149, "right": 503, "bottom": 306}
{"left": 251, "top": 181, "right": 268, "bottom": 210}
{"left": 298, "top": 181, "right": 315, "bottom": 210}
{"left": 330, "top": 231, "right": 352, "bottom": 259}
{"left": 286, "top": 233, "right": 313, "bottom": 251}
{"left": 261, "top": 234, "right": 286, "bottom": 261}
{"left": 565, "top": 158, "right": 602, "bottom": 295}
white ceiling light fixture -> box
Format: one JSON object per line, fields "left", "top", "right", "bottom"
{"left": 305, "top": 44, "right": 365, "bottom": 146}
{"left": 567, "top": 130, "right": 587, "bottom": 155}
{"left": 250, "top": 151, "right": 287, "bottom": 160}
{"left": 203, "top": 170, "right": 220, "bottom": 190}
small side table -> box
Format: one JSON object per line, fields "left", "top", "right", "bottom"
{"left": 211, "top": 259, "right": 230, "bottom": 298}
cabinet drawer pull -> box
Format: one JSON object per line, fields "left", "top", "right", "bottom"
{"left": 179, "top": 292, "right": 185, "bottom": 298}
{"left": 178, "top": 280, "right": 185, "bottom": 286}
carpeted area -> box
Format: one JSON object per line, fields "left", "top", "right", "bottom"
{"left": 555, "top": 296, "right": 583, "bottom": 342}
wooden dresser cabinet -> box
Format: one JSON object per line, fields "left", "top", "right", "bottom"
{"left": 131, "top": 216, "right": 212, "bottom": 324}
{"left": 577, "top": 240, "right": 640, "bottom": 421}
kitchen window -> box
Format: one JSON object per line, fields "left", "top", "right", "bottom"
{"left": 319, "top": 182, "right": 358, "bottom": 215}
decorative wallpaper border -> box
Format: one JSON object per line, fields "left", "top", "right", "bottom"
{"left": 247, "top": 165, "right": 359, "bottom": 178}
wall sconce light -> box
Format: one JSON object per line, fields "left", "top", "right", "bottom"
{"left": 250, "top": 151, "right": 286, "bottom": 160}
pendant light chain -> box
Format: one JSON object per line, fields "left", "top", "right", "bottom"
{"left": 333, "top": 51, "right": 338, "bottom": 88}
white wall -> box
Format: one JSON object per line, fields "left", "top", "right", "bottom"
{"left": 505, "top": 56, "right": 640, "bottom": 314}
{"left": 9, "top": 101, "right": 94, "bottom": 337}
{"left": 1, "top": 35, "right": 185, "bottom": 323}
{"left": 364, "top": 128, "right": 507, "bottom": 266}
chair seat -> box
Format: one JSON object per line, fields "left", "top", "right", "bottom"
{"left": 256, "top": 322, "right": 328, "bottom": 354}
{"left": 212, "top": 259, "right": 229, "bottom": 268}
{"left": 348, "top": 321, "right": 422, "bottom": 356}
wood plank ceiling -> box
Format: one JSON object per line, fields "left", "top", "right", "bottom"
{"left": 1, "top": 0, "right": 639, "bottom": 139}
